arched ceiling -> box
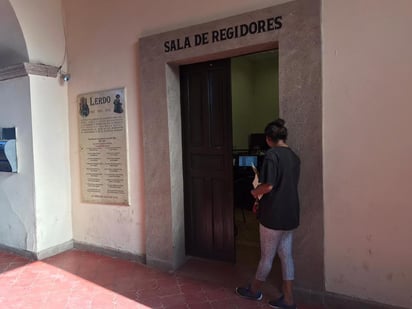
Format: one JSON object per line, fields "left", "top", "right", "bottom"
{"left": 0, "top": 0, "right": 28, "bottom": 68}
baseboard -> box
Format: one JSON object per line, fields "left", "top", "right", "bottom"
{"left": 295, "top": 287, "right": 409, "bottom": 309}
{"left": 0, "top": 244, "right": 36, "bottom": 260}
{"left": 0, "top": 241, "right": 74, "bottom": 260}
{"left": 73, "top": 241, "right": 146, "bottom": 264}
{"left": 145, "top": 255, "right": 175, "bottom": 271}
{"left": 1, "top": 241, "right": 146, "bottom": 266}
{"left": 36, "top": 240, "right": 74, "bottom": 260}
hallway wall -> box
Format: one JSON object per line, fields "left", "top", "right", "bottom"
{"left": 29, "top": 75, "right": 72, "bottom": 253}
{"left": 9, "top": 0, "right": 66, "bottom": 69}
{"left": 0, "top": 0, "right": 72, "bottom": 257}
{"left": 63, "top": 0, "right": 292, "bottom": 258}
{"left": 0, "top": 77, "right": 35, "bottom": 251}
{"left": 0, "top": 0, "right": 28, "bottom": 67}
{"left": 0, "top": 74, "right": 71, "bottom": 255}
{"left": 61, "top": 0, "right": 411, "bottom": 307}
{"left": 323, "top": 1, "right": 412, "bottom": 307}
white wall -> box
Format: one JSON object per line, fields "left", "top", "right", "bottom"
{"left": 323, "top": 0, "right": 412, "bottom": 307}
{"left": 0, "top": 0, "right": 29, "bottom": 67}
{"left": 10, "top": 0, "right": 66, "bottom": 69}
{"left": 0, "top": 0, "right": 72, "bottom": 255}
{"left": 0, "top": 76, "right": 36, "bottom": 251}
{"left": 0, "top": 75, "right": 72, "bottom": 255}
{"left": 29, "top": 75, "right": 72, "bottom": 252}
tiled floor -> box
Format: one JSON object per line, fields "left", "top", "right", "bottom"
{"left": 0, "top": 248, "right": 325, "bottom": 309}
{"left": 0, "top": 210, "right": 325, "bottom": 309}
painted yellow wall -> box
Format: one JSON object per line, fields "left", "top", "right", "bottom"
{"left": 232, "top": 53, "right": 278, "bottom": 150}
{"left": 252, "top": 54, "right": 279, "bottom": 132}
{"left": 231, "top": 57, "right": 254, "bottom": 150}
{"left": 323, "top": 1, "right": 412, "bottom": 307}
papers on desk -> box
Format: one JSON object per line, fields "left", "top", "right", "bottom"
{"left": 251, "top": 163, "right": 260, "bottom": 190}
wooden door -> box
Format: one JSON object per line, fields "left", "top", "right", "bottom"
{"left": 180, "top": 59, "right": 234, "bottom": 262}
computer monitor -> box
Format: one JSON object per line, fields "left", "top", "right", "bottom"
{"left": 238, "top": 155, "right": 258, "bottom": 167}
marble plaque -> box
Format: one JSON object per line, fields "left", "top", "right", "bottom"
{"left": 78, "top": 88, "right": 129, "bottom": 205}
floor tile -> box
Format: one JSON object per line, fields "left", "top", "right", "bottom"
{"left": 0, "top": 211, "right": 326, "bottom": 308}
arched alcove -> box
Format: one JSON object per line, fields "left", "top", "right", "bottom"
{"left": 0, "top": 0, "right": 72, "bottom": 259}
{"left": 0, "top": 0, "right": 28, "bottom": 68}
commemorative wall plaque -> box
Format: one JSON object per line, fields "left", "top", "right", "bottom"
{"left": 77, "top": 88, "right": 129, "bottom": 205}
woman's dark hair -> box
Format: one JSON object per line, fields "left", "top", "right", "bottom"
{"left": 264, "top": 118, "right": 288, "bottom": 142}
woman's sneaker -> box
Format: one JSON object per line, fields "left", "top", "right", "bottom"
{"left": 235, "top": 285, "right": 263, "bottom": 301}
{"left": 268, "top": 297, "right": 297, "bottom": 309}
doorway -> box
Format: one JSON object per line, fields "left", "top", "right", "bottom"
{"left": 139, "top": 1, "right": 323, "bottom": 289}
{"left": 180, "top": 50, "right": 279, "bottom": 264}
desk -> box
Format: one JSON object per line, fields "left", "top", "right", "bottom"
{"left": 233, "top": 166, "right": 255, "bottom": 211}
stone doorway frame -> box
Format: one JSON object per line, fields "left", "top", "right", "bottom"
{"left": 139, "top": 0, "right": 323, "bottom": 291}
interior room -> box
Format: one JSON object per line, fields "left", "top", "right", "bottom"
{"left": 231, "top": 49, "right": 279, "bottom": 271}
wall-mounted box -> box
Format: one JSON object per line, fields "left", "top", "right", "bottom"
{"left": 0, "top": 127, "right": 17, "bottom": 173}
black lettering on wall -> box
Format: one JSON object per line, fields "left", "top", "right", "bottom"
{"left": 212, "top": 30, "right": 219, "bottom": 42}
{"left": 249, "top": 22, "right": 258, "bottom": 34}
{"left": 163, "top": 15, "right": 283, "bottom": 53}
{"left": 258, "top": 20, "right": 266, "bottom": 33}
{"left": 240, "top": 24, "right": 249, "bottom": 37}
{"left": 274, "top": 16, "right": 283, "bottom": 29}
{"left": 220, "top": 29, "right": 227, "bottom": 41}
{"left": 184, "top": 36, "right": 191, "bottom": 48}
{"left": 194, "top": 32, "right": 209, "bottom": 46}
{"left": 164, "top": 41, "right": 170, "bottom": 53}
{"left": 267, "top": 18, "right": 275, "bottom": 31}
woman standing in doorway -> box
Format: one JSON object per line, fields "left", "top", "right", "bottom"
{"left": 236, "top": 118, "right": 300, "bottom": 309}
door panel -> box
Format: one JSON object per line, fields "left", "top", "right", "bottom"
{"left": 180, "top": 59, "right": 234, "bottom": 262}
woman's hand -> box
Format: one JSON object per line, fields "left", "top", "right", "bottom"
{"left": 251, "top": 183, "right": 273, "bottom": 198}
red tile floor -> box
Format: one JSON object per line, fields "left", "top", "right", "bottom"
{"left": 0, "top": 211, "right": 325, "bottom": 308}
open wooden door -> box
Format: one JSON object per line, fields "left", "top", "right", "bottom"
{"left": 180, "top": 59, "right": 235, "bottom": 262}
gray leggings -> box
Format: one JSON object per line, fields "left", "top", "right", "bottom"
{"left": 255, "top": 224, "right": 294, "bottom": 281}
